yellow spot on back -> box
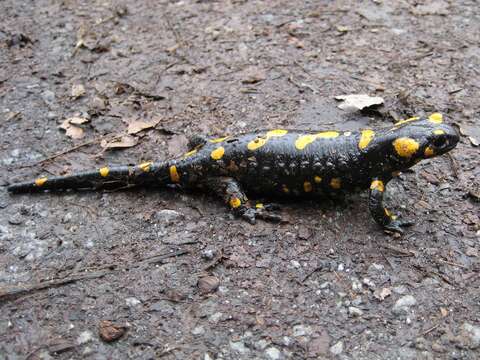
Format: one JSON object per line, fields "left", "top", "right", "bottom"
{"left": 34, "top": 177, "right": 48, "bottom": 186}
{"left": 384, "top": 208, "right": 392, "bottom": 217}
{"left": 247, "top": 129, "right": 288, "bottom": 151}
{"left": 424, "top": 146, "right": 435, "bottom": 157}
{"left": 99, "top": 167, "right": 109, "bottom": 177}
{"left": 211, "top": 146, "right": 225, "bottom": 160}
{"left": 295, "top": 134, "right": 317, "bottom": 150}
{"left": 248, "top": 137, "right": 267, "bottom": 151}
{"left": 266, "top": 129, "right": 288, "bottom": 137}
{"left": 282, "top": 184, "right": 290, "bottom": 194}
{"left": 209, "top": 136, "right": 229, "bottom": 143}
{"left": 256, "top": 203, "right": 264, "bottom": 209}
{"left": 169, "top": 165, "right": 180, "bottom": 183}
{"left": 394, "top": 116, "right": 420, "bottom": 126}
{"left": 370, "top": 180, "right": 384, "bottom": 192}
{"left": 183, "top": 149, "right": 197, "bottom": 158}
{"left": 359, "top": 129, "right": 375, "bottom": 150}
{"left": 317, "top": 131, "right": 339, "bottom": 139}
{"left": 330, "top": 178, "right": 341, "bottom": 189}
{"left": 303, "top": 181, "right": 313, "bottom": 193}
{"left": 429, "top": 113, "right": 443, "bottom": 124}
{"left": 393, "top": 137, "right": 420, "bottom": 158}
{"left": 314, "top": 176, "right": 322, "bottom": 183}
{"left": 229, "top": 197, "right": 241, "bottom": 208}
{"left": 295, "top": 131, "right": 339, "bottom": 150}
{"left": 433, "top": 129, "right": 445, "bottom": 135}
{"left": 139, "top": 162, "right": 153, "bottom": 172}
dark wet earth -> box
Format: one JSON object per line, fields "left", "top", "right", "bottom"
{"left": 0, "top": 1, "right": 479, "bottom": 359}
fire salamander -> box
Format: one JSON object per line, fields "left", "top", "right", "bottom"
{"left": 7, "top": 113, "right": 459, "bottom": 233}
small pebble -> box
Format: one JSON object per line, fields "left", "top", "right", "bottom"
{"left": 330, "top": 341, "right": 344, "bottom": 355}
{"left": 265, "top": 347, "right": 281, "bottom": 360}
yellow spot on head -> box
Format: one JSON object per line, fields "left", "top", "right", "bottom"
{"left": 183, "top": 149, "right": 197, "bottom": 158}
{"left": 211, "top": 146, "right": 225, "bottom": 160}
{"left": 424, "top": 146, "right": 435, "bottom": 157}
{"left": 359, "top": 129, "right": 375, "bottom": 150}
{"left": 34, "top": 177, "right": 48, "bottom": 187}
{"left": 303, "top": 181, "right": 313, "bottom": 193}
{"left": 209, "top": 136, "right": 229, "bottom": 143}
{"left": 282, "top": 184, "right": 290, "bottom": 194}
{"left": 393, "top": 137, "right": 420, "bottom": 158}
{"left": 330, "top": 178, "right": 341, "bottom": 189}
{"left": 229, "top": 197, "right": 241, "bottom": 208}
{"left": 433, "top": 129, "right": 445, "bottom": 135}
{"left": 429, "top": 113, "right": 443, "bottom": 124}
{"left": 99, "top": 167, "right": 109, "bottom": 177}
{"left": 394, "top": 116, "right": 420, "bottom": 126}
{"left": 370, "top": 180, "right": 384, "bottom": 192}
{"left": 169, "top": 165, "right": 180, "bottom": 183}
{"left": 314, "top": 176, "right": 322, "bottom": 184}
{"left": 256, "top": 203, "right": 264, "bottom": 209}
{"left": 139, "top": 161, "right": 153, "bottom": 172}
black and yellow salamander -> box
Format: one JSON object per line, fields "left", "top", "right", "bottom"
{"left": 7, "top": 113, "right": 459, "bottom": 233}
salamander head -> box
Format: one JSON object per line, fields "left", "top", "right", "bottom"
{"left": 380, "top": 113, "right": 459, "bottom": 170}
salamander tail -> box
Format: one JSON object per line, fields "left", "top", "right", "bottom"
{"left": 7, "top": 162, "right": 170, "bottom": 193}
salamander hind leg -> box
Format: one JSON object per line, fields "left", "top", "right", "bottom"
{"left": 368, "top": 178, "right": 414, "bottom": 234}
{"left": 204, "top": 177, "right": 282, "bottom": 224}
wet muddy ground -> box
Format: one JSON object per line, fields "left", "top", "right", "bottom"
{"left": 0, "top": 1, "right": 479, "bottom": 359}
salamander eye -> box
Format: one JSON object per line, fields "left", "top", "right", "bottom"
{"left": 433, "top": 136, "right": 447, "bottom": 148}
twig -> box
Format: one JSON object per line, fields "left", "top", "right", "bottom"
{"left": 382, "top": 244, "right": 415, "bottom": 257}
{"left": 422, "top": 323, "right": 439, "bottom": 336}
{"left": 0, "top": 250, "right": 189, "bottom": 301}
{"left": 447, "top": 153, "right": 459, "bottom": 178}
{"left": 16, "top": 134, "right": 116, "bottom": 169}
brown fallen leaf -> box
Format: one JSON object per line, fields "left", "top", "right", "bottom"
{"left": 59, "top": 117, "right": 88, "bottom": 139}
{"left": 197, "top": 276, "right": 220, "bottom": 294}
{"left": 68, "top": 116, "right": 89, "bottom": 125}
{"left": 373, "top": 287, "right": 391, "bottom": 301}
{"left": 71, "top": 84, "right": 86, "bottom": 99}
{"left": 98, "top": 320, "right": 126, "bottom": 343}
{"left": 65, "top": 126, "right": 84, "bottom": 139}
{"left": 127, "top": 118, "right": 160, "bottom": 135}
{"left": 241, "top": 68, "right": 266, "bottom": 84}
{"left": 100, "top": 135, "right": 138, "bottom": 149}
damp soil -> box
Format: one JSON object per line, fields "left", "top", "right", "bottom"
{"left": 0, "top": 1, "right": 479, "bottom": 359}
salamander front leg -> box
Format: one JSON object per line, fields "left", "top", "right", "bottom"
{"left": 368, "top": 178, "right": 414, "bottom": 234}
{"left": 204, "top": 177, "right": 282, "bottom": 224}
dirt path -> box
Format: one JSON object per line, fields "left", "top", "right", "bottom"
{"left": 0, "top": 1, "right": 479, "bottom": 359}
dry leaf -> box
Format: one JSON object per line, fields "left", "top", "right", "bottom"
{"left": 101, "top": 135, "right": 138, "bottom": 149}
{"left": 241, "top": 68, "right": 266, "bottom": 84}
{"left": 65, "top": 125, "right": 84, "bottom": 139}
{"left": 373, "top": 287, "right": 391, "bottom": 301}
{"left": 440, "top": 307, "right": 448, "bottom": 317}
{"left": 59, "top": 117, "right": 88, "bottom": 139}
{"left": 127, "top": 118, "right": 160, "bottom": 135}
{"left": 335, "top": 94, "right": 384, "bottom": 111}
{"left": 68, "top": 116, "right": 89, "bottom": 125}
{"left": 71, "top": 84, "right": 86, "bottom": 99}
{"left": 468, "top": 136, "right": 479, "bottom": 147}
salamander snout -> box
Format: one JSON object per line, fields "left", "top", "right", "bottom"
{"left": 424, "top": 124, "right": 459, "bottom": 158}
